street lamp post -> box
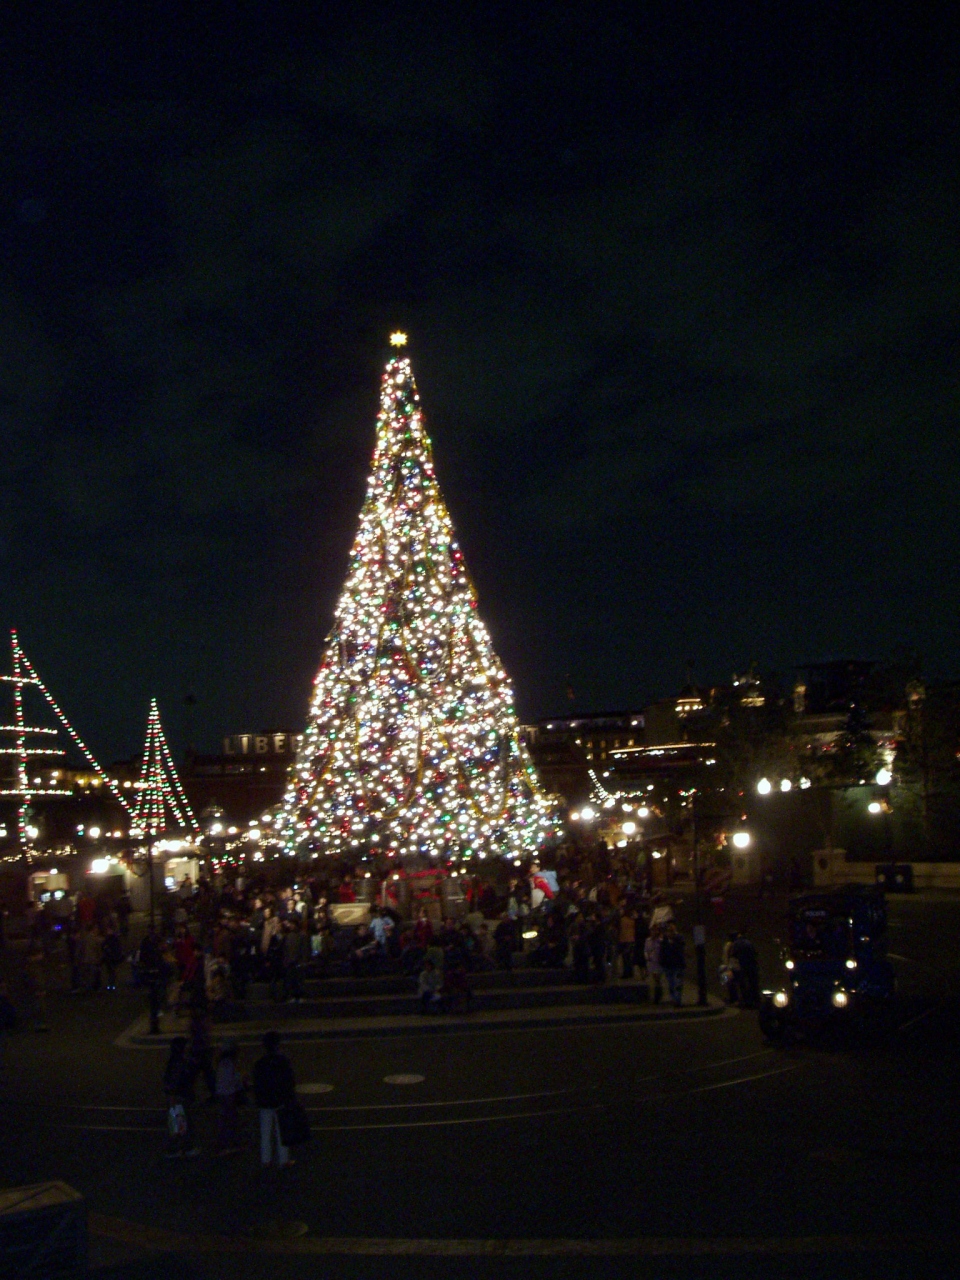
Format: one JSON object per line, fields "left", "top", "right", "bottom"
{"left": 145, "top": 831, "right": 160, "bottom": 1035}
{"left": 690, "top": 792, "right": 708, "bottom": 1007}
{"left": 148, "top": 834, "right": 156, "bottom": 933}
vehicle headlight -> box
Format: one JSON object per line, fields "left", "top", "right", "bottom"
{"left": 773, "top": 991, "right": 789, "bottom": 1008}
{"left": 831, "top": 989, "right": 849, "bottom": 1009}
{"left": 785, "top": 960, "right": 795, "bottom": 970}
{"left": 845, "top": 958, "right": 857, "bottom": 969}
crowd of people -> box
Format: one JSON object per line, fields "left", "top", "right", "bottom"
{"left": 2, "top": 857, "right": 769, "bottom": 1165}
{"left": 124, "top": 869, "right": 704, "bottom": 1015}
{"left": 163, "top": 1027, "right": 303, "bottom": 1165}
{"left": 6, "top": 852, "right": 763, "bottom": 1026}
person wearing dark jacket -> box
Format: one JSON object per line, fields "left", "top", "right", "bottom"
{"left": 253, "top": 1030, "right": 296, "bottom": 1167}
{"left": 731, "top": 933, "right": 760, "bottom": 1008}
{"left": 493, "top": 915, "right": 516, "bottom": 971}
{"left": 101, "top": 928, "right": 123, "bottom": 991}
{"left": 659, "top": 923, "right": 686, "bottom": 1007}
{"left": 163, "top": 1036, "right": 199, "bottom": 1158}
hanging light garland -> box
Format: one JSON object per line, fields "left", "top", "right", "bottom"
{"left": 280, "top": 339, "right": 555, "bottom": 860}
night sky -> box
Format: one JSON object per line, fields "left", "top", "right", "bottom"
{"left": 2, "top": 5, "right": 959, "bottom": 762}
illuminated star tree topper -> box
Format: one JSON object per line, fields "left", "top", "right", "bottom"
{"left": 282, "top": 339, "right": 554, "bottom": 860}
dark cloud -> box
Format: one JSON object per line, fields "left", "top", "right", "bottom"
{"left": 1, "top": 6, "right": 959, "bottom": 758}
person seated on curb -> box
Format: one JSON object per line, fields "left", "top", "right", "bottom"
{"left": 412, "top": 909, "right": 434, "bottom": 949}
{"left": 399, "top": 928, "right": 427, "bottom": 976}
{"left": 441, "top": 956, "right": 472, "bottom": 1013}
{"left": 349, "top": 923, "right": 380, "bottom": 977}
{"left": 417, "top": 958, "right": 442, "bottom": 1013}
{"left": 493, "top": 913, "right": 517, "bottom": 971}
{"left": 369, "top": 906, "right": 388, "bottom": 952}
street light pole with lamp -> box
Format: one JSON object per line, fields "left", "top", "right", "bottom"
{"left": 870, "top": 767, "right": 894, "bottom": 865}
{"left": 689, "top": 791, "right": 708, "bottom": 1007}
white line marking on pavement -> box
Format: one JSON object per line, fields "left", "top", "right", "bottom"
{"left": 629, "top": 1063, "right": 805, "bottom": 1107}
{"left": 64, "top": 1125, "right": 159, "bottom": 1133}
{"left": 897, "top": 1006, "right": 937, "bottom": 1031}
{"left": 88, "top": 1214, "right": 960, "bottom": 1255}
{"left": 682, "top": 1064, "right": 804, "bottom": 1095}
{"left": 309, "top": 1105, "right": 591, "bottom": 1131}
{"left": 297, "top": 1083, "right": 335, "bottom": 1094}
{"left": 682, "top": 1050, "right": 773, "bottom": 1075}
{"left": 306, "top": 1089, "right": 572, "bottom": 1112}
{"left": 63, "top": 1106, "right": 592, "bottom": 1136}
{"left": 383, "top": 1073, "right": 425, "bottom": 1085}
{"left": 75, "top": 1105, "right": 166, "bottom": 1112}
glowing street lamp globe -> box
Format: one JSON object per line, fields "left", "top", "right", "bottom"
{"left": 757, "top": 778, "right": 772, "bottom": 795}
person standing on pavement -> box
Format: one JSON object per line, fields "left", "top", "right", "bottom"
{"left": 644, "top": 924, "right": 663, "bottom": 1004}
{"left": 587, "top": 910, "right": 607, "bottom": 983}
{"left": 186, "top": 1001, "right": 217, "bottom": 1102}
{"left": 618, "top": 906, "right": 637, "bottom": 979}
{"left": 731, "top": 932, "right": 760, "bottom": 1008}
{"left": 214, "top": 1040, "right": 246, "bottom": 1155}
{"left": 253, "top": 1030, "right": 297, "bottom": 1169}
{"left": 101, "top": 925, "right": 123, "bottom": 992}
{"left": 164, "top": 1037, "right": 199, "bottom": 1158}
{"left": 282, "top": 919, "right": 311, "bottom": 1003}
{"left": 634, "top": 903, "right": 650, "bottom": 979}
{"left": 22, "top": 941, "right": 49, "bottom": 1031}
{"left": 659, "top": 922, "right": 686, "bottom": 1007}
{"left": 649, "top": 895, "right": 675, "bottom": 933}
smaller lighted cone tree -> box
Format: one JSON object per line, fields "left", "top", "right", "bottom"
{"left": 282, "top": 336, "right": 555, "bottom": 861}
{"left": 131, "top": 699, "right": 199, "bottom": 840}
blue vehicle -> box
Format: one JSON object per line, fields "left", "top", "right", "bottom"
{"left": 759, "top": 885, "right": 896, "bottom": 1041}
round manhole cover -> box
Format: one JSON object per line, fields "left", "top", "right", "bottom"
{"left": 297, "top": 1082, "right": 335, "bottom": 1094}
{"left": 383, "top": 1073, "right": 425, "bottom": 1085}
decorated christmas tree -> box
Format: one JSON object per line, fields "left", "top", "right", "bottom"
{"left": 130, "top": 699, "right": 198, "bottom": 839}
{"left": 281, "top": 336, "right": 553, "bottom": 861}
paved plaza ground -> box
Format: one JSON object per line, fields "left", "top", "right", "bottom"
{"left": 2, "top": 891, "right": 959, "bottom": 1279}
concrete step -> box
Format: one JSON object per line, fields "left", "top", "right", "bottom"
{"left": 247, "top": 966, "right": 582, "bottom": 1002}
{"left": 216, "top": 979, "right": 649, "bottom": 1022}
